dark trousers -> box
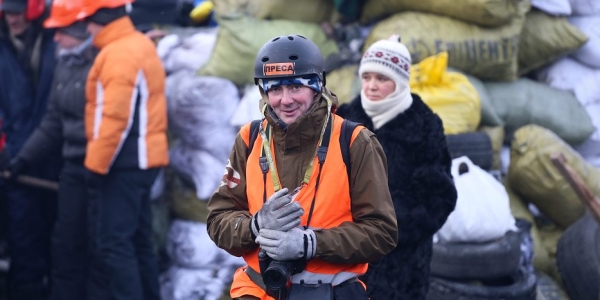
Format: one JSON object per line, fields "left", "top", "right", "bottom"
{"left": 49, "top": 160, "right": 89, "bottom": 300}
{"left": 0, "top": 181, "right": 56, "bottom": 300}
{"left": 87, "top": 168, "right": 160, "bottom": 300}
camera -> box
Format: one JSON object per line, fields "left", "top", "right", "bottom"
{"left": 259, "top": 249, "right": 306, "bottom": 300}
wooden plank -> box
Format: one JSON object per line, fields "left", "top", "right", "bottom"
{"left": 550, "top": 153, "right": 600, "bottom": 225}
{"left": 0, "top": 171, "right": 59, "bottom": 191}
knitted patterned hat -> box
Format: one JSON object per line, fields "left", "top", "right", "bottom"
{"left": 359, "top": 35, "right": 411, "bottom": 89}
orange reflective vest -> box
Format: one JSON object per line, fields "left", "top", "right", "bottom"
{"left": 230, "top": 114, "right": 367, "bottom": 299}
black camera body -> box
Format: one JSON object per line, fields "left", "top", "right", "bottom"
{"left": 258, "top": 249, "right": 306, "bottom": 300}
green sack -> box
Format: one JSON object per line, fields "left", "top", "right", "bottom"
{"left": 360, "top": 0, "right": 530, "bottom": 27}
{"left": 197, "top": 16, "right": 339, "bottom": 86}
{"left": 508, "top": 125, "right": 600, "bottom": 228}
{"left": 449, "top": 68, "right": 504, "bottom": 127}
{"left": 326, "top": 64, "right": 361, "bottom": 105}
{"left": 518, "top": 10, "right": 588, "bottom": 75}
{"left": 212, "top": 0, "right": 335, "bottom": 23}
{"left": 484, "top": 78, "right": 595, "bottom": 146}
{"left": 364, "top": 12, "right": 525, "bottom": 81}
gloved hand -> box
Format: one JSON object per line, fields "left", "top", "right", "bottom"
{"left": 256, "top": 227, "right": 317, "bottom": 261}
{"left": 251, "top": 188, "right": 304, "bottom": 237}
{"left": 6, "top": 157, "right": 29, "bottom": 181}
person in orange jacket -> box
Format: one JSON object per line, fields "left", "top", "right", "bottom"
{"left": 207, "top": 35, "right": 398, "bottom": 300}
{"left": 76, "top": 0, "right": 169, "bottom": 299}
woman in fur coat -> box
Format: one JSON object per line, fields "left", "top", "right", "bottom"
{"left": 336, "top": 36, "right": 458, "bottom": 300}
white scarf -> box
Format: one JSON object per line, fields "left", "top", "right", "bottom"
{"left": 361, "top": 83, "right": 413, "bottom": 130}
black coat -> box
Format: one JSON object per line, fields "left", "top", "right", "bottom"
{"left": 18, "top": 43, "right": 97, "bottom": 164}
{"left": 336, "top": 93, "right": 457, "bottom": 300}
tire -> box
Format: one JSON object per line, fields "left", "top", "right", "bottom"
{"left": 535, "top": 271, "right": 569, "bottom": 300}
{"left": 431, "top": 230, "right": 522, "bottom": 280}
{"left": 446, "top": 132, "right": 494, "bottom": 171}
{"left": 426, "top": 267, "right": 537, "bottom": 300}
{"left": 556, "top": 213, "right": 600, "bottom": 300}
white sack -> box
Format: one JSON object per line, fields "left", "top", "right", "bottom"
{"left": 230, "top": 84, "right": 264, "bottom": 127}
{"left": 569, "top": 16, "right": 600, "bottom": 67}
{"left": 166, "top": 71, "right": 238, "bottom": 162}
{"left": 532, "top": 0, "right": 572, "bottom": 16}
{"left": 158, "top": 29, "right": 218, "bottom": 74}
{"left": 535, "top": 56, "right": 596, "bottom": 91}
{"left": 569, "top": 0, "right": 600, "bottom": 15}
{"left": 169, "top": 142, "right": 226, "bottom": 200}
{"left": 436, "top": 156, "right": 517, "bottom": 243}
{"left": 159, "top": 266, "right": 225, "bottom": 300}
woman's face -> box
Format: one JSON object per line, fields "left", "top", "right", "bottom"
{"left": 361, "top": 72, "right": 396, "bottom": 101}
{"left": 267, "top": 84, "right": 316, "bottom": 125}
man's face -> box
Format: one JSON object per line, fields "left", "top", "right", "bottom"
{"left": 86, "top": 22, "right": 102, "bottom": 36}
{"left": 5, "top": 12, "right": 29, "bottom": 36}
{"left": 54, "top": 31, "right": 83, "bottom": 50}
{"left": 266, "top": 84, "right": 316, "bottom": 125}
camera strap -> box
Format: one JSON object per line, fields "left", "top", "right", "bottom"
{"left": 245, "top": 266, "right": 268, "bottom": 292}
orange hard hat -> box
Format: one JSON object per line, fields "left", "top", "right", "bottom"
{"left": 44, "top": 0, "right": 82, "bottom": 28}
{"left": 77, "top": 0, "right": 133, "bottom": 20}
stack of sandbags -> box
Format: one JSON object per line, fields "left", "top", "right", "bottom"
{"left": 534, "top": 0, "right": 600, "bottom": 167}
{"left": 160, "top": 220, "right": 245, "bottom": 300}
{"left": 166, "top": 71, "right": 239, "bottom": 200}
{"left": 362, "top": 0, "right": 589, "bottom": 83}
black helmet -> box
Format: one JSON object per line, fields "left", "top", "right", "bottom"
{"left": 254, "top": 34, "right": 326, "bottom": 86}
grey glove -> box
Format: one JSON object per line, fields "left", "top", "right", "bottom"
{"left": 255, "top": 228, "right": 317, "bottom": 261}
{"left": 251, "top": 188, "right": 304, "bottom": 237}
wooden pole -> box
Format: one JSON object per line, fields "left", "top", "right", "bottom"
{"left": 550, "top": 152, "right": 600, "bottom": 225}
{"left": 0, "top": 171, "right": 59, "bottom": 191}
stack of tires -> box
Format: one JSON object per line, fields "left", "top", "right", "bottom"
{"left": 427, "top": 220, "right": 537, "bottom": 300}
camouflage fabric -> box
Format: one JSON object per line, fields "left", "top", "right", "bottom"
{"left": 261, "top": 74, "right": 322, "bottom": 93}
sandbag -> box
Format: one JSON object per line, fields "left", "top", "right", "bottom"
{"left": 508, "top": 125, "right": 600, "bottom": 228}
{"left": 505, "top": 182, "right": 554, "bottom": 278}
{"left": 534, "top": 57, "right": 600, "bottom": 145}
{"left": 569, "top": 16, "right": 600, "bottom": 68}
{"left": 535, "top": 56, "right": 594, "bottom": 91}
{"left": 166, "top": 71, "right": 238, "bottom": 161}
{"left": 449, "top": 67, "right": 503, "bottom": 127}
{"left": 169, "top": 142, "right": 226, "bottom": 200}
{"left": 197, "top": 16, "right": 339, "bottom": 86}
{"left": 212, "top": 0, "right": 335, "bottom": 23}
{"left": 569, "top": 0, "right": 600, "bottom": 15}
{"left": 479, "top": 126, "right": 505, "bottom": 170}
{"left": 365, "top": 12, "right": 525, "bottom": 81}
{"left": 157, "top": 29, "right": 218, "bottom": 74}
{"left": 230, "top": 84, "right": 263, "bottom": 127}
{"left": 326, "top": 64, "right": 361, "bottom": 105}
{"left": 484, "top": 78, "right": 594, "bottom": 146}
{"left": 531, "top": 0, "right": 571, "bottom": 15}
{"left": 359, "top": 0, "right": 530, "bottom": 27}
{"left": 409, "top": 52, "right": 481, "bottom": 134}
{"left": 518, "top": 11, "right": 588, "bottom": 75}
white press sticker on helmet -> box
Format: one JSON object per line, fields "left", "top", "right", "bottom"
{"left": 220, "top": 159, "right": 241, "bottom": 189}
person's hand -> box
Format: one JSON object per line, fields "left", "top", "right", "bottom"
{"left": 256, "top": 228, "right": 317, "bottom": 261}
{"left": 6, "top": 158, "right": 28, "bottom": 181}
{"left": 251, "top": 188, "right": 304, "bottom": 237}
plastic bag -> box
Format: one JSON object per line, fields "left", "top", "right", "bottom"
{"left": 436, "top": 156, "right": 517, "bottom": 243}
{"left": 409, "top": 52, "right": 481, "bottom": 134}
